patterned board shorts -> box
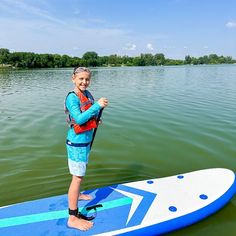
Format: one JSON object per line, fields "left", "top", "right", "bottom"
{"left": 66, "top": 144, "right": 90, "bottom": 176}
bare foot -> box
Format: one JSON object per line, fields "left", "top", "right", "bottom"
{"left": 79, "top": 193, "right": 93, "bottom": 201}
{"left": 67, "top": 215, "right": 93, "bottom": 231}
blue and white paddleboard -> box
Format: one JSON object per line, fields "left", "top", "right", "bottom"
{"left": 0, "top": 168, "right": 235, "bottom": 236}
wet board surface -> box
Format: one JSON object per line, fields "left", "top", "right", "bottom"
{"left": 0, "top": 168, "right": 235, "bottom": 236}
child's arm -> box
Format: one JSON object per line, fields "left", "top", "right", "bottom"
{"left": 66, "top": 93, "right": 102, "bottom": 125}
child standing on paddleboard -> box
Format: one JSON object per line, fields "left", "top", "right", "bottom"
{"left": 64, "top": 66, "right": 108, "bottom": 231}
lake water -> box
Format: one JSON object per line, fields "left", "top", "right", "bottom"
{"left": 0, "top": 65, "right": 235, "bottom": 235}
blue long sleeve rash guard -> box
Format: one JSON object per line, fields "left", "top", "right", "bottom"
{"left": 65, "top": 91, "right": 102, "bottom": 144}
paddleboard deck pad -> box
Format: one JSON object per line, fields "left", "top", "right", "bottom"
{"left": 0, "top": 168, "right": 235, "bottom": 235}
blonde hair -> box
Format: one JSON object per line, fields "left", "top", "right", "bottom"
{"left": 73, "top": 66, "right": 91, "bottom": 76}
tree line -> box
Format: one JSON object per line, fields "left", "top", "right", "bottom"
{"left": 0, "top": 48, "right": 235, "bottom": 69}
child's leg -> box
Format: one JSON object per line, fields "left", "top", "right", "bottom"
{"left": 68, "top": 175, "right": 93, "bottom": 231}
{"left": 68, "top": 175, "right": 82, "bottom": 209}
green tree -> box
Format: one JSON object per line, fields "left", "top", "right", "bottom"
{"left": 140, "top": 53, "right": 155, "bottom": 66}
{"left": 154, "top": 53, "right": 165, "bottom": 65}
{"left": 184, "top": 55, "right": 192, "bottom": 64}
{"left": 71, "top": 57, "right": 82, "bottom": 67}
{"left": 108, "top": 54, "right": 121, "bottom": 66}
{"left": 224, "top": 56, "right": 234, "bottom": 64}
{"left": 61, "top": 55, "right": 71, "bottom": 67}
{"left": 0, "top": 48, "right": 10, "bottom": 65}
{"left": 1, "top": 47, "right": 236, "bottom": 68}
{"left": 53, "top": 54, "right": 63, "bottom": 68}
{"left": 98, "top": 56, "right": 109, "bottom": 66}
{"left": 82, "top": 51, "right": 98, "bottom": 67}
{"left": 133, "top": 56, "right": 145, "bottom": 66}
{"left": 208, "top": 54, "right": 218, "bottom": 64}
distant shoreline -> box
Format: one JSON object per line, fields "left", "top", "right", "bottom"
{"left": 1, "top": 64, "right": 236, "bottom": 72}
{"left": 0, "top": 48, "right": 235, "bottom": 69}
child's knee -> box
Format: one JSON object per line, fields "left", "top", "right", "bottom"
{"left": 72, "top": 175, "right": 83, "bottom": 184}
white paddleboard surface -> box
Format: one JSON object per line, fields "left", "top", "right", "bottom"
{"left": 0, "top": 168, "right": 235, "bottom": 236}
{"left": 96, "top": 168, "right": 236, "bottom": 235}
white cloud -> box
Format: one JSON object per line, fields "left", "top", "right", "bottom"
{"left": 123, "top": 43, "right": 137, "bottom": 51}
{"left": 0, "top": 0, "right": 134, "bottom": 56}
{"left": 226, "top": 21, "right": 236, "bottom": 28}
{"left": 0, "top": 16, "right": 131, "bottom": 56}
{"left": 146, "top": 43, "right": 154, "bottom": 50}
{"left": 1, "top": 0, "right": 65, "bottom": 24}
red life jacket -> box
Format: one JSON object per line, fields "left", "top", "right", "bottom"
{"left": 65, "top": 90, "right": 97, "bottom": 134}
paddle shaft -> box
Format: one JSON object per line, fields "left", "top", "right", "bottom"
{"left": 90, "top": 108, "right": 104, "bottom": 150}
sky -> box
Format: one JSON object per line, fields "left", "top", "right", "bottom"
{"left": 0, "top": 0, "right": 236, "bottom": 59}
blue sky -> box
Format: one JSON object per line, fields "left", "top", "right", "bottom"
{"left": 0, "top": 0, "right": 236, "bottom": 59}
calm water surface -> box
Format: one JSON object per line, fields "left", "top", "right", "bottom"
{"left": 0, "top": 65, "right": 236, "bottom": 235}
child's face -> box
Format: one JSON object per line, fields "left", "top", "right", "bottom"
{"left": 72, "top": 72, "right": 91, "bottom": 92}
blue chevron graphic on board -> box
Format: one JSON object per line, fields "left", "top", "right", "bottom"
{"left": 111, "top": 184, "right": 157, "bottom": 227}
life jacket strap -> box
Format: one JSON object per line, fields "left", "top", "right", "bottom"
{"left": 66, "top": 140, "right": 90, "bottom": 147}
